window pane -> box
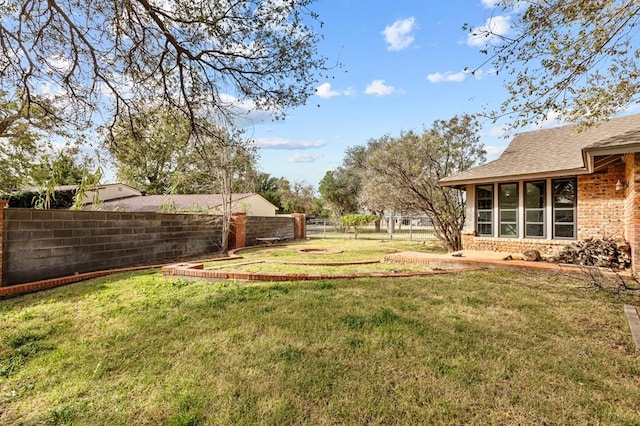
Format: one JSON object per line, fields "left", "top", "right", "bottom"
{"left": 478, "top": 199, "right": 493, "bottom": 210}
{"left": 554, "top": 210, "right": 574, "bottom": 223}
{"left": 526, "top": 210, "right": 544, "bottom": 223}
{"left": 526, "top": 224, "right": 544, "bottom": 237}
{"left": 478, "top": 211, "right": 492, "bottom": 222}
{"left": 477, "top": 185, "right": 493, "bottom": 199}
{"left": 476, "top": 185, "right": 493, "bottom": 236}
{"left": 501, "top": 210, "right": 517, "bottom": 222}
{"left": 526, "top": 182, "right": 545, "bottom": 208}
{"left": 500, "top": 184, "right": 518, "bottom": 209}
{"left": 478, "top": 224, "right": 492, "bottom": 236}
{"left": 501, "top": 224, "right": 517, "bottom": 236}
{"left": 555, "top": 224, "right": 575, "bottom": 238}
{"left": 553, "top": 179, "right": 576, "bottom": 208}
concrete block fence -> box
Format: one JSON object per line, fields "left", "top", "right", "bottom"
{"left": 0, "top": 201, "right": 305, "bottom": 291}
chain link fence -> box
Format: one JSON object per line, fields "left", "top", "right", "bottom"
{"left": 306, "top": 216, "right": 437, "bottom": 241}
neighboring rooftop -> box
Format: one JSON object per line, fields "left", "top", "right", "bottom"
{"left": 440, "top": 113, "right": 640, "bottom": 187}
{"left": 89, "top": 193, "right": 272, "bottom": 213}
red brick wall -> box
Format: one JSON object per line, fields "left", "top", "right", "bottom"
{"left": 0, "top": 200, "right": 6, "bottom": 287}
{"left": 229, "top": 212, "right": 247, "bottom": 250}
{"left": 576, "top": 163, "right": 626, "bottom": 240}
{"left": 291, "top": 213, "right": 306, "bottom": 239}
{"left": 461, "top": 233, "right": 567, "bottom": 256}
{"left": 624, "top": 153, "right": 640, "bottom": 271}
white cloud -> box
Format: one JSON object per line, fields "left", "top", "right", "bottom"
{"left": 364, "top": 80, "right": 395, "bottom": 96}
{"left": 485, "top": 124, "right": 511, "bottom": 138}
{"left": 46, "top": 54, "right": 73, "bottom": 73}
{"left": 528, "top": 111, "right": 563, "bottom": 130}
{"left": 426, "top": 71, "right": 467, "bottom": 83}
{"left": 218, "top": 93, "right": 277, "bottom": 124}
{"left": 467, "top": 15, "right": 511, "bottom": 47}
{"left": 382, "top": 17, "right": 416, "bottom": 51}
{"left": 288, "top": 152, "right": 321, "bottom": 163}
{"left": 484, "top": 144, "right": 506, "bottom": 161}
{"left": 469, "top": 68, "right": 498, "bottom": 79}
{"left": 480, "top": 0, "right": 500, "bottom": 7}
{"left": 485, "top": 145, "right": 506, "bottom": 156}
{"left": 256, "top": 137, "right": 327, "bottom": 150}
{"left": 316, "top": 82, "right": 340, "bottom": 98}
{"left": 315, "top": 82, "right": 354, "bottom": 99}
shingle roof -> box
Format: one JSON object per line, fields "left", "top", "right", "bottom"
{"left": 88, "top": 193, "right": 261, "bottom": 212}
{"left": 439, "top": 113, "right": 640, "bottom": 187}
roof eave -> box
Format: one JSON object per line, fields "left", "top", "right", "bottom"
{"left": 438, "top": 167, "right": 590, "bottom": 188}
{"left": 583, "top": 143, "right": 640, "bottom": 157}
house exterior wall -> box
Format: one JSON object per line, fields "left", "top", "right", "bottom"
{"left": 624, "top": 153, "right": 640, "bottom": 270}
{"left": 85, "top": 183, "right": 141, "bottom": 203}
{"left": 576, "top": 163, "right": 626, "bottom": 240}
{"left": 461, "top": 162, "right": 627, "bottom": 258}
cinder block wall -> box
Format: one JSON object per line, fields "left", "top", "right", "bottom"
{"left": 2, "top": 209, "right": 223, "bottom": 286}
{"left": 245, "top": 216, "right": 295, "bottom": 246}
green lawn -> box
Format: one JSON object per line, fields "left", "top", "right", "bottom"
{"left": 1, "top": 240, "right": 640, "bottom": 424}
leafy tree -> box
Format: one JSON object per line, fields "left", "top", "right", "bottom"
{"left": 30, "top": 147, "right": 92, "bottom": 187}
{"left": 340, "top": 214, "right": 377, "bottom": 239}
{"left": 183, "top": 128, "right": 258, "bottom": 252}
{"left": 106, "top": 105, "right": 192, "bottom": 194}
{"left": 0, "top": 0, "right": 328, "bottom": 133}
{"left": 360, "top": 115, "right": 485, "bottom": 251}
{"left": 277, "top": 179, "right": 315, "bottom": 214}
{"left": 0, "top": 93, "right": 64, "bottom": 193}
{"left": 468, "top": 1, "right": 640, "bottom": 128}
{"left": 318, "top": 167, "right": 361, "bottom": 217}
{"left": 6, "top": 189, "right": 75, "bottom": 209}
{"left": 251, "top": 172, "right": 285, "bottom": 212}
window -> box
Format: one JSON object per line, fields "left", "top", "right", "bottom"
{"left": 476, "top": 185, "right": 493, "bottom": 236}
{"left": 499, "top": 183, "right": 518, "bottom": 237}
{"left": 525, "top": 181, "right": 545, "bottom": 238}
{"left": 553, "top": 178, "right": 576, "bottom": 239}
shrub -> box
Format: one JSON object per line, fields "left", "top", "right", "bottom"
{"left": 339, "top": 214, "right": 378, "bottom": 239}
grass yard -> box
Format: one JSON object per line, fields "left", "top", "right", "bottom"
{"left": 1, "top": 240, "right": 640, "bottom": 424}
{"left": 206, "top": 239, "right": 444, "bottom": 275}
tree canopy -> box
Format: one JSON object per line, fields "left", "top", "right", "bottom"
{"left": 318, "top": 166, "right": 361, "bottom": 218}
{"left": 358, "top": 115, "right": 485, "bottom": 251}
{"left": 106, "top": 105, "right": 192, "bottom": 194}
{"left": 0, "top": 92, "right": 66, "bottom": 192}
{"left": 469, "top": 0, "right": 640, "bottom": 128}
{"left": 0, "top": 0, "right": 328, "bottom": 132}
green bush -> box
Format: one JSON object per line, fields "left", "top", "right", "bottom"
{"left": 339, "top": 214, "right": 378, "bottom": 238}
{"left": 3, "top": 190, "right": 76, "bottom": 209}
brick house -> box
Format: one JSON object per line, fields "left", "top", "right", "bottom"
{"left": 439, "top": 113, "right": 640, "bottom": 271}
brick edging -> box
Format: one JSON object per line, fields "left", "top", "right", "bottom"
{"left": 0, "top": 264, "right": 166, "bottom": 298}
{"left": 0, "top": 253, "right": 240, "bottom": 298}
{"left": 162, "top": 261, "right": 478, "bottom": 282}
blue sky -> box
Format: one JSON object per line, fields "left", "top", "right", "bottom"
{"left": 249, "top": 0, "right": 521, "bottom": 189}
